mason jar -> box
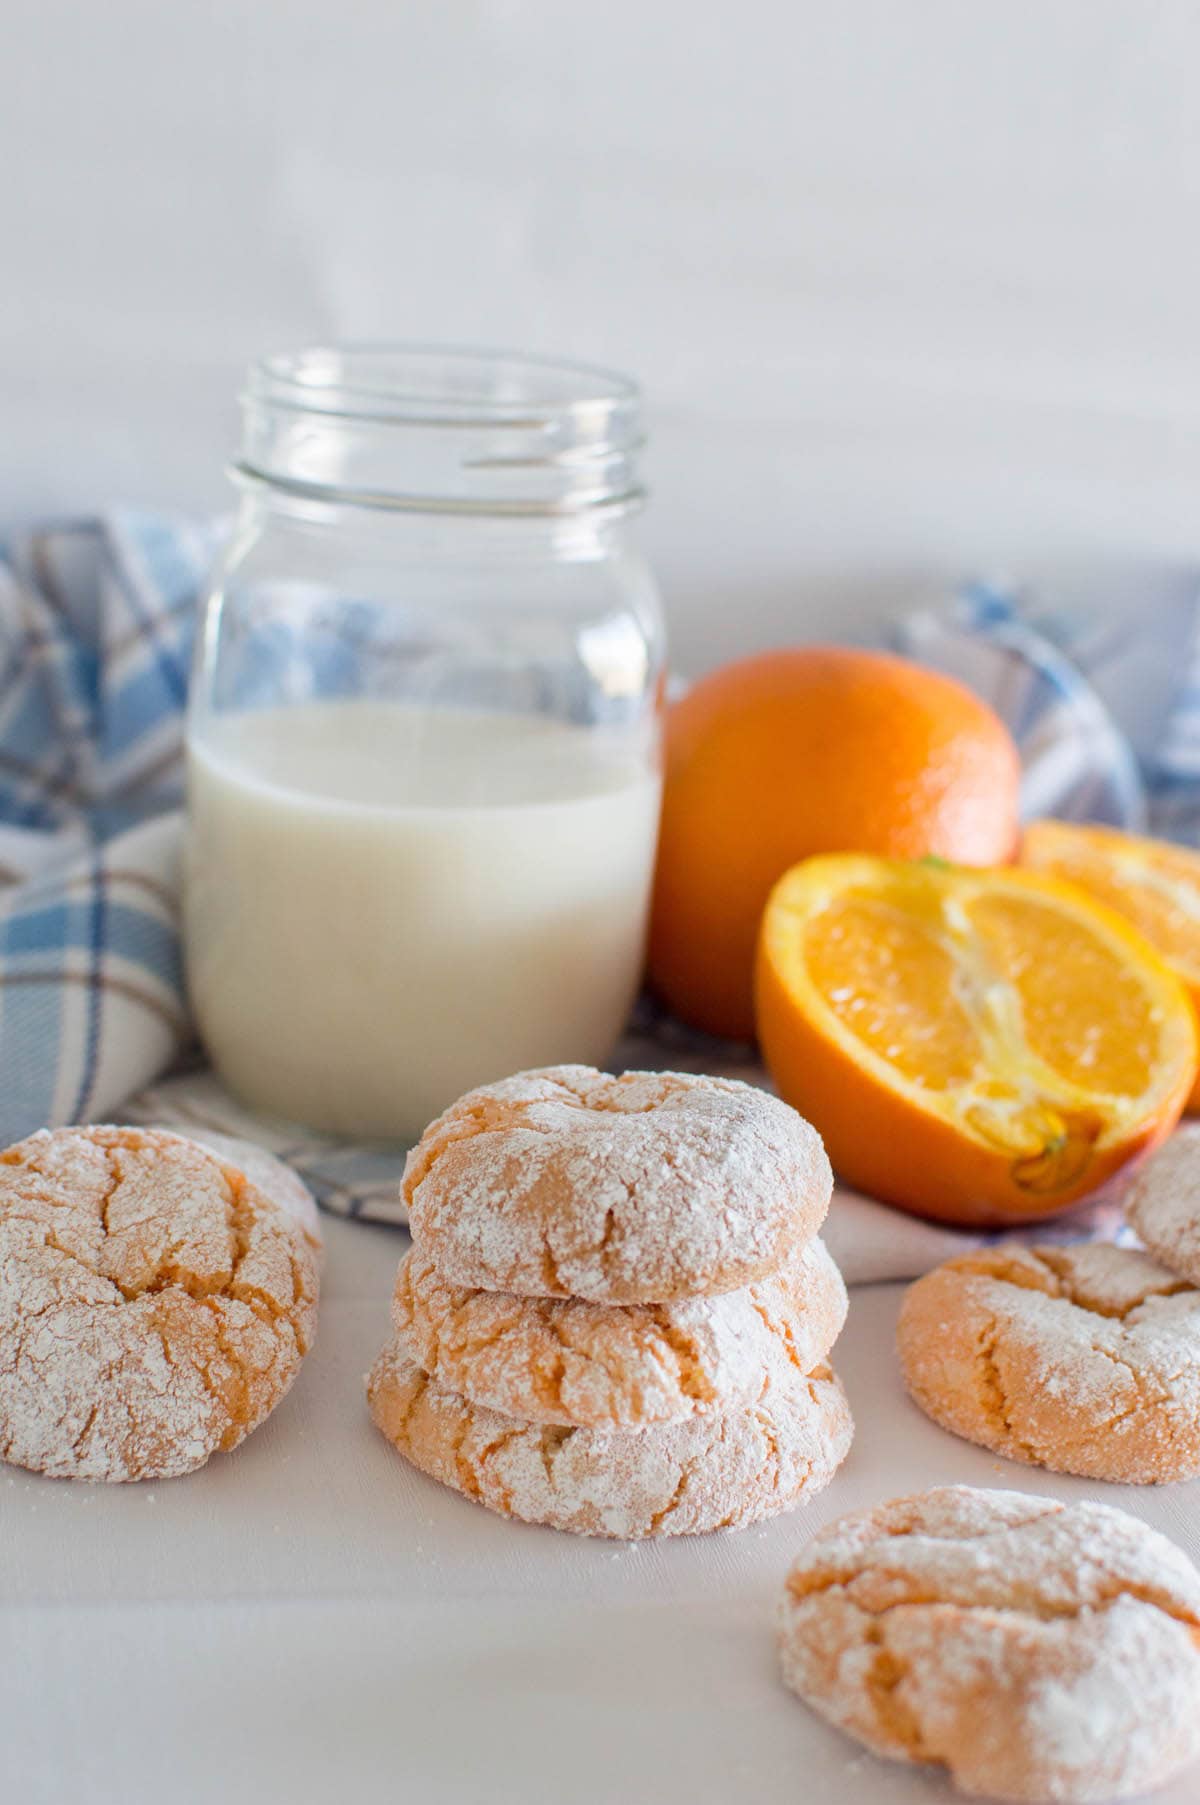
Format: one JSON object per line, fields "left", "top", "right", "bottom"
{"left": 184, "top": 346, "right": 665, "bottom": 1141}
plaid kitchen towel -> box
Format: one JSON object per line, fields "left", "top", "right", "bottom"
{"left": 2, "top": 512, "right": 1198, "bottom": 1277}
{"left": 0, "top": 515, "right": 217, "bottom": 1137}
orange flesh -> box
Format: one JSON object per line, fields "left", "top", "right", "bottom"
{"left": 759, "top": 856, "right": 1198, "bottom": 1223}
{"left": 805, "top": 896, "right": 978, "bottom": 1090}
{"left": 794, "top": 870, "right": 1187, "bottom": 1186}
{"left": 965, "top": 893, "right": 1162, "bottom": 1098}
{"left": 1022, "top": 825, "right": 1200, "bottom": 984}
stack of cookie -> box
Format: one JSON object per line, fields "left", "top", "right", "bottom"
{"left": 367, "top": 1065, "right": 854, "bottom": 1539}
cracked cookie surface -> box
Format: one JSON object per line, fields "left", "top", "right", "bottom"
{"left": 897, "top": 1243, "right": 1200, "bottom": 1483}
{"left": 366, "top": 1326, "right": 852, "bottom": 1538}
{"left": 155, "top": 1126, "right": 323, "bottom": 1244}
{"left": 0, "top": 1125, "right": 321, "bottom": 1482}
{"left": 1124, "top": 1124, "right": 1200, "bottom": 1286}
{"left": 403, "top": 1065, "right": 832, "bottom": 1303}
{"left": 393, "top": 1237, "right": 847, "bottom": 1429}
{"left": 778, "top": 1485, "right": 1200, "bottom": 1804}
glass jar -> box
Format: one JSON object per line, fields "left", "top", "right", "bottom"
{"left": 184, "top": 346, "right": 665, "bottom": 1141}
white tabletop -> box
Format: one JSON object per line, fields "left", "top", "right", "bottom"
{"left": 5, "top": 1216, "right": 1200, "bottom": 1805}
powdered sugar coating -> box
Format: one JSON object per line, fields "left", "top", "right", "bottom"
{"left": 392, "top": 1236, "right": 847, "bottom": 1429}
{"left": 897, "top": 1242, "right": 1200, "bottom": 1484}
{"left": 1124, "top": 1124, "right": 1200, "bottom": 1285}
{"left": 0, "top": 1126, "right": 320, "bottom": 1482}
{"left": 779, "top": 1486, "right": 1200, "bottom": 1803}
{"left": 403, "top": 1066, "right": 833, "bottom": 1303}
{"left": 156, "top": 1126, "right": 323, "bottom": 1245}
{"left": 367, "top": 1327, "right": 853, "bottom": 1538}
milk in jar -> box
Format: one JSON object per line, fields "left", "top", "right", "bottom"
{"left": 185, "top": 702, "right": 662, "bottom": 1139}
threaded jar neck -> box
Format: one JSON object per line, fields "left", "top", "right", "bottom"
{"left": 235, "top": 344, "right": 647, "bottom": 518}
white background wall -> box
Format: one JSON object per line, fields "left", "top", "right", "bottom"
{"left": 5, "top": 0, "right": 1200, "bottom": 671}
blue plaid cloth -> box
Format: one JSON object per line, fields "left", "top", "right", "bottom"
{"left": 2, "top": 514, "right": 1199, "bottom": 1255}
{"left": 0, "top": 515, "right": 217, "bottom": 1139}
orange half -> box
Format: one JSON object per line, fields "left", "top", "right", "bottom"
{"left": 1021, "top": 818, "right": 1200, "bottom": 1110}
{"left": 755, "top": 854, "right": 1198, "bottom": 1226}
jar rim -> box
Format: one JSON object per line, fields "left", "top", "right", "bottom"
{"left": 246, "top": 343, "right": 641, "bottom": 428}
{"left": 238, "top": 342, "right": 646, "bottom": 517}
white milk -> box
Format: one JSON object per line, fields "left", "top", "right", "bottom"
{"left": 184, "top": 703, "right": 662, "bottom": 1140}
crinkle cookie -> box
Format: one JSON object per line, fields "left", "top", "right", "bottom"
{"left": 778, "top": 1486, "right": 1200, "bottom": 1804}
{"left": 0, "top": 1125, "right": 320, "bottom": 1482}
{"left": 366, "top": 1328, "right": 852, "bottom": 1538}
{"left": 403, "top": 1065, "right": 832, "bottom": 1303}
{"left": 392, "top": 1237, "right": 847, "bottom": 1429}
{"left": 156, "top": 1126, "right": 323, "bottom": 1245}
{"left": 1124, "top": 1124, "right": 1200, "bottom": 1286}
{"left": 897, "top": 1242, "right": 1200, "bottom": 1483}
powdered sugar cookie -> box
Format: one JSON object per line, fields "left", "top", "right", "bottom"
{"left": 897, "top": 1242, "right": 1200, "bottom": 1483}
{"left": 153, "top": 1125, "right": 322, "bottom": 1245}
{"left": 779, "top": 1486, "right": 1200, "bottom": 1804}
{"left": 366, "top": 1328, "right": 853, "bottom": 1538}
{"left": 392, "top": 1236, "right": 847, "bottom": 1429}
{"left": 1124, "top": 1124, "right": 1200, "bottom": 1285}
{"left": 403, "top": 1065, "right": 832, "bottom": 1303}
{"left": 0, "top": 1125, "right": 320, "bottom": 1482}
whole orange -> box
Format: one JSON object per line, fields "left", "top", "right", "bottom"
{"left": 647, "top": 646, "right": 1021, "bottom": 1038}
